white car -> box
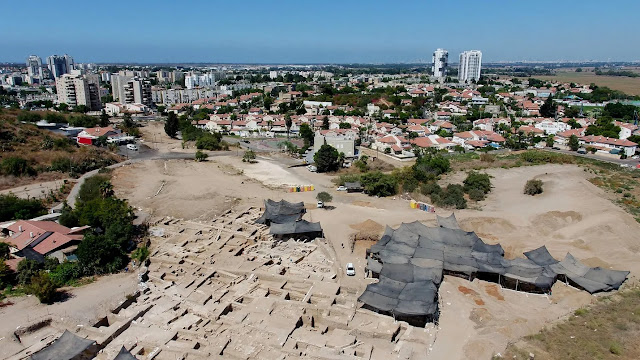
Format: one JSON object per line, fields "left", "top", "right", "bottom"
{"left": 126, "top": 144, "right": 139, "bottom": 151}
{"left": 316, "top": 201, "right": 324, "bottom": 208}
{"left": 336, "top": 186, "right": 347, "bottom": 191}
{"left": 632, "top": 155, "right": 639, "bottom": 159}
{"left": 308, "top": 165, "right": 317, "bottom": 172}
{"left": 346, "top": 263, "right": 355, "bottom": 276}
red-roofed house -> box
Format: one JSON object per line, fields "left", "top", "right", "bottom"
{"left": 77, "top": 126, "right": 122, "bottom": 145}
{"left": 2, "top": 220, "right": 87, "bottom": 261}
{"left": 580, "top": 136, "right": 637, "bottom": 156}
{"left": 410, "top": 135, "right": 455, "bottom": 150}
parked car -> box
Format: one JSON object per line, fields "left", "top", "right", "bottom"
{"left": 552, "top": 146, "right": 560, "bottom": 150}
{"left": 577, "top": 148, "right": 587, "bottom": 154}
{"left": 336, "top": 186, "right": 347, "bottom": 191}
{"left": 126, "top": 144, "right": 139, "bottom": 151}
{"left": 346, "top": 263, "right": 356, "bottom": 276}
{"left": 316, "top": 201, "right": 324, "bottom": 208}
{"left": 308, "top": 165, "right": 317, "bottom": 172}
{"left": 632, "top": 155, "right": 639, "bottom": 159}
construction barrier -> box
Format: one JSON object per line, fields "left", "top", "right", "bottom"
{"left": 288, "top": 185, "right": 315, "bottom": 192}
{"left": 410, "top": 200, "right": 436, "bottom": 213}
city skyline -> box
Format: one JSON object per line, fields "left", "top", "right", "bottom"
{"left": 1, "top": 0, "right": 640, "bottom": 63}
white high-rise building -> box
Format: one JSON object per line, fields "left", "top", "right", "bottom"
{"left": 56, "top": 73, "right": 102, "bottom": 110}
{"left": 26, "top": 55, "right": 44, "bottom": 84}
{"left": 432, "top": 48, "right": 448, "bottom": 79}
{"left": 458, "top": 50, "right": 482, "bottom": 83}
{"left": 112, "top": 74, "right": 152, "bottom": 106}
{"left": 46, "top": 54, "right": 74, "bottom": 79}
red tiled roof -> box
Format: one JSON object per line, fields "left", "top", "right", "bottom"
{"left": 581, "top": 135, "right": 637, "bottom": 147}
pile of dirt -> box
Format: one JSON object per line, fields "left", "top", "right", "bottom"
{"left": 350, "top": 219, "right": 384, "bottom": 241}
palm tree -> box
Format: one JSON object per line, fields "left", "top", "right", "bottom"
{"left": 99, "top": 181, "right": 114, "bottom": 198}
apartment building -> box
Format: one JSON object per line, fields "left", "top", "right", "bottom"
{"left": 458, "top": 50, "right": 482, "bottom": 83}
{"left": 56, "top": 73, "right": 102, "bottom": 110}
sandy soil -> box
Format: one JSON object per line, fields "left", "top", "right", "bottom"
{"left": 0, "top": 273, "right": 137, "bottom": 359}
{"left": 0, "top": 178, "right": 73, "bottom": 200}
{"left": 30, "top": 157, "right": 639, "bottom": 360}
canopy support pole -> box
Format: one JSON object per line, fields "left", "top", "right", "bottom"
{"left": 516, "top": 279, "right": 519, "bottom": 291}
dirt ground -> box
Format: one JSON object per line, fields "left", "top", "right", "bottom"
{"left": 9, "top": 156, "right": 638, "bottom": 359}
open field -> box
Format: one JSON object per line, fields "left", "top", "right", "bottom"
{"left": 519, "top": 71, "right": 640, "bottom": 96}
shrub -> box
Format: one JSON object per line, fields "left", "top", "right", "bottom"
{"left": 609, "top": 341, "right": 623, "bottom": 355}
{"left": 463, "top": 171, "right": 492, "bottom": 194}
{"left": 0, "top": 194, "right": 46, "bottom": 221}
{"left": 131, "top": 246, "right": 150, "bottom": 263}
{"left": 196, "top": 132, "right": 227, "bottom": 151}
{"left": 1, "top": 157, "right": 35, "bottom": 177}
{"left": 361, "top": 171, "right": 398, "bottom": 197}
{"left": 17, "top": 111, "right": 42, "bottom": 123}
{"left": 242, "top": 149, "right": 256, "bottom": 163}
{"left": 17, "top": 259, "right": 43, "bottom": 285}
{"left": 524, "top": 179, "right": 544, "bottom": 195}
{"left": 48, "top": 262, "right": 81, "bottom": 286}
{"left": 195, "top": 150, "right": 208, "bottom": 162}
{"left": 479, "top": 153, "right": 495, "bottom": 163}
{"left": 402, "top": 178, "right": 419, "bottom": 193}
{"left": 432, "top": 184, "right": 467, "bottom": 209}
{"left": 26, "top": 272, "right": 57, "bottom": 304}
{"left": 420, "top": 182, "right": 442, "bottom": 196}
{"left": 468, "top": 188, "right": 486, "bottom": 201}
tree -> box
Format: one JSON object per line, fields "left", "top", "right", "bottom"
{"left": 337, "top": 152, "right": 346, "bottom": 168}
{"left": 122, "top": 113, "right": 134, "bottom": 129}
{"left": 540, "top": 95, "right": 556, "bottom": 118}
{"left": 285, "top": 114, "right": 292, "bottom": 139}
{"left": 26, "top": 272, "right": 58, "bottom": 304}
{"left": 299, "top": 123, "right": 314, "bottom": 146}
{"left": 316, "top": 191, "right": 333, "bottom": 204}
{"left": 0, "top": 242, "right": 9, "bottom": 260}
{"left": 463, "top": 171, "right": 492, "bottom": 195}
{"left": 545, "top": 134, "right": 555, "bottom": 147}
{"left": 322, "top": 116, "right": 329, "bottom": 130}
{"left": 524, "top": 179, "right": 544, "bottom": 195}
{"left": 313, "top": 144, "right": 340, "bottom": 172}
{"left": 195, "top": 150, "right": 208, "bottom": 162}
{"left": 99, "top": 109, "right": 110, "bottom": 127}
{"left": 99, "top": 181, "right": 114, "bottom": 198}
{"left": 568, "top": 134, "right": 580, "bottom": 151}
{"left": 17, "top": 259, "right": 43, "bottom": 285}
{"left": 165, "top": 112, "right": 179, "bottom": 138}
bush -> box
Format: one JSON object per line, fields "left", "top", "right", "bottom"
{"left": 131, "top": 246, "right": 150, "bottom": 263}
{"left": 0, "top": 194, "right": 46, "bottom": 221}
{"left": 26, "top": 272, "right": 57, "bottom": 304}
{"left": 402, "top": 178, "right": 419, "bottom": 193}
{"left": 468, "top": 188, "right": 486, "bottom": 201}
{"left": 195, "top": 150, "right": 208, "bottom": 162}
{"left": 463, "top": 171, "right": 492, "bottom": 194}
{"left": 17, "top": 259, "right": 43, "bottom": 285}
{"left": 420, "top": 182, "right": 442, "bottom": 196}
{"left": 17, "top": 111, "right": 42, "bottom": 123}
{"left": 524, "top": 179, "right": 544, "bottom": 195}
{"left": 196, "top": 132, "right": 228, "bottom": 151}
{"left": 520, "top": 151, "right": 573, "bottom": 164}
{"left": 242, "top": 149, "right": 256, "bottom": 163}
{"left": 1, "top": 157, "right": 35, "bottom": 177}
{"left": 48, "top": 262, "right": 81, "bottom": 286}
{"left": 361, "top": 171, "right": 398, "bottom": 197}
{"left": 432, "top": 184, "right": 467, "bottom": 209}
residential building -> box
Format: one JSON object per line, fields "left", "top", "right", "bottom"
{"left": 26, "top": 55, "right": 44, "bottom": 84}
{"left": 2, "top": 220, "right": 87, "bottom": 261}
{"left": 46, "top": 54, "right": 74, "bottom": 79}
{"left": 112, "top": 75, "right": 152, "bottom": 106}
{"left": 314, "top": 130, "right": 356, "bottom": 158}
{"left": 458, "top": 50, "right": 482, "bottom": 83}
{"left": 432, "top": 48, "right": 448, "bottom": 79}
{"left": 56, "top": 73, "right": 102, "bottom": 110}
{"left": 76, "top": 126, "right": 122, "bottom": 145}
{"left": 580, "top": 136, "right": 637, "bottom": 156}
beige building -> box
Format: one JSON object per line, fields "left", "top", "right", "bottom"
{"left": 112, "top": 75, "right": 152, "bottom": 106}
{"left": 56, "top": 73, "right": 102, "bottom": 110}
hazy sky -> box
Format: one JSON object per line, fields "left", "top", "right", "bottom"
{"left": 2, "top": 0, "right": 639, "bottom": 64}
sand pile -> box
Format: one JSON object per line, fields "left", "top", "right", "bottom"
{"left": 350, "top": 219, "right": 384, "bottom": 241}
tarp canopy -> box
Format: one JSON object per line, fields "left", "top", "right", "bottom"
{"left": 113, "top": 346, "right": 137, "bottom": 360}
{"left": 31, "top": 330, "right": 95, "bottom": 360}
{"left": 255, "top": 199, "right": 305, "bottom": 225}
{"left": 269, "top": 219, "right": 323, "bottom": 236}
{"left": 360, "top": 214, "right": 629, "bottom": 324}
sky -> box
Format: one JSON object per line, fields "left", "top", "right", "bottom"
{"left": 1, "top": 0, "right": 639, "bottom": 64}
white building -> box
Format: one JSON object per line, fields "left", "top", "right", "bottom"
{"left": 56, "top": 73, "right": 102, "bottom": 110}
{"left": 432, "top": 48, "right": 448, "bottom": 79}
{"left": 458, "top": 50, "right": 482, "bottom": 83}
{"left": 112, "top": 75, "right": 152, "bottom": 106}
